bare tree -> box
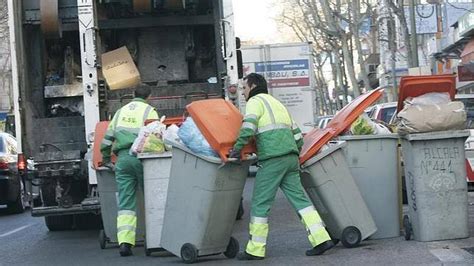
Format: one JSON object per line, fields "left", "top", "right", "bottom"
{"left": 386, "top": 0, "right": 414, "bottom": 68}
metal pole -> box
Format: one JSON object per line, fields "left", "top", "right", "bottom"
{"left": 409, "top": 0, "right": 419, "bottom": 67}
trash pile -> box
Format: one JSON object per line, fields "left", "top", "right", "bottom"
{"left": 177, "top": 117, "right": 219, "bottom": 157}
{"left": 350, "top": 113, "right": 391, "bottom": 135}
{"left": 395, "top": 92, "right": 466, "bottom": 134}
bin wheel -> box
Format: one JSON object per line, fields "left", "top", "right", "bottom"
{"left": 181, "top": 243, "right": 198, "bottom": 264}
{"left": 99, "top": 230, "right": 107, "bottom": 249}
{"left": 403, "top": 215, "right": 412, "bottom": 241}
{"left": 341, "top": 226, "right": 362, "bottom": 248}
{"left": 236, "top": 198, "right": 244, "bottom": 220}
{"left": 223, "top": 237, "right": 239, "bottom": 258}
{"left": 144, "top": 241, "right": 151, "bottom": 256}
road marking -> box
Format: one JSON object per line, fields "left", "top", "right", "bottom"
{"left": 0, "top": 224, "right": 32, "bottom": 238}
{"left": 430, "top": 248, "right": 472, "bottom": 262}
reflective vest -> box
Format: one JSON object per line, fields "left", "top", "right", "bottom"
{"left": 234, "top": 93, "right": 303, "bottom": 161}
{"left": 100, "top": 98, "right": 158, "bottom": 162}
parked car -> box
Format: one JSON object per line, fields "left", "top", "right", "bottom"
{"left": 368, "top": 102, "right": 397, "bottom": 124}
{"left": 0, "top": 132, "right": 28, "bottom": 213}
{"left": 316, "top": 115, "right": 333, "bottom": 129}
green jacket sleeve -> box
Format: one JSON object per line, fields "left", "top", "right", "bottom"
{"left": 100, "top": 114, "right": 118, "bottom": 164}
{"left": 292, "top": 121, "right": 303, "bottom": 152}
{"left": 233, "top": 98, "right": 263, "bottom": 151}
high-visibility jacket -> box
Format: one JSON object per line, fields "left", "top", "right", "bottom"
{"left": 234, "top": 93, "right": 303, "bottom": 161}
{"left": 100, "top": 98, "right": 158, "bottom": 162}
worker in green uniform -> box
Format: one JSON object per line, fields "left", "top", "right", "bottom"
{"left": 229, "top": 73, "right": 335, "bottom": 260}
{"left": 100, "top": 86, "right": 158, "bottom": 257}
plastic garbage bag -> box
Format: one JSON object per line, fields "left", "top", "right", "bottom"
{"left": 130, "top": 118, "right": 166, "bottom": 155}
{"left": 163, "top": 124, "right": 180, "bottom": 151}
{"left": 405, "top": 92, "right": 450, "bottom": 106}
{"left": 178, "top": 117, "right": 218, "bottom": 157}
{"left": 351, "top": 113, "right": 391, "bottom": 135}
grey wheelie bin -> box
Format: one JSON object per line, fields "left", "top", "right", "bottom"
{"left": 160, "top": 141, "right": 253, "bottom": 263}
{"left": 138, "top": 152, "right": 172, "bottom": 256}
{"left": 401, "top": 130, "right": 469, "bottom": 242}
{"left": 340, "top": 134, "right": 400, "bottom": 239}
{"left": 300, "top": 141, "right": 377, "bottom": 248}
{"left": 96, "top": 167, "right": 145, "bottom": 249}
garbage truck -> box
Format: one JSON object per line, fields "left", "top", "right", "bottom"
{"left": 8, "top": 0, "right": 240, "bottom": 230}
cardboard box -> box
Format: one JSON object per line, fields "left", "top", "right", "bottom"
{"left": 101, "top": 46, "right": 141, "bottom": 90}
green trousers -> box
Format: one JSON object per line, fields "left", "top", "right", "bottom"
{"left": 115, "top": 150, "right": 143, "bottom": 245}
{"left": 246, "top": 153, "right": 331, "bottom": 257}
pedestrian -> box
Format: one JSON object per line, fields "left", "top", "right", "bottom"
{"left": 100, "top": 86, "right": 158, "bottom": 257}
{"left": 229, "top": 73, "right": 335, "bottom": 260}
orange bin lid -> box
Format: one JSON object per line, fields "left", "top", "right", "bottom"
{"left": 186, "top": 99, "right": 256, "bottom": 162}
{"left": 397, "top": 75, "right": 456, "bottom": 112}
{"left": 299, "top": 88, "right": 384, "bottom": 164}
{"left": 92, "top": 121, "right": 117, "bottom": 169}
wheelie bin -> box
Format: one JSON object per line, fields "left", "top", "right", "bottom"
{"left": 96, "top": 167, "right": 146, "bottom": 249}
{"left": 300, "top": 141, "right": 377, "bottom": 248}
{"left": 138, "top": 152, "right": 172, "bottom": 256}
{"left": 160, "top": 141, "right": 254, "bottom": 263}
{"left": 340, "top": 134, "right": 401, "bottom": 239}
{"left": 401, "top": 130, "right": 470, "bottom": 241}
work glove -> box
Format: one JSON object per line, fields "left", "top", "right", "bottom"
{"left": 228, "top": 148, "right": 241, "bottom": 160}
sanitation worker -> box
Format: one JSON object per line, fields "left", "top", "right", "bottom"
{"left": 229, "top": 73, "right": 335, "bottom": 260}
{"left": 100, "top": 86, "right": 158, "bottom": 256}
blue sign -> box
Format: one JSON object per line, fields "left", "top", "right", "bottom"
{"left": 255, "top": 59, "right": 309, "bottom": 72}
{"left": 0, "top": 112, "right": 6, "bottom": 121}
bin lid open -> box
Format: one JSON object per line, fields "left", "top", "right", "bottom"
{"left": 299, "top": 88, "right": 384, "bottom": 164}
{"left": 186, "top": 99, "right": 257, "bottom": 162}
{"left": 397, "top": 75, "right": 456, "bottom": 112}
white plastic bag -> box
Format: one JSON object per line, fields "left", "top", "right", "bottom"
{"left": 130, "top": 117, "right": 167, "bottom": 155}
{"left": 163, "top": 124, "right": 180, "bottom": 151}
{"left": 405, "top": 92, "right": 450, "bottom": 106}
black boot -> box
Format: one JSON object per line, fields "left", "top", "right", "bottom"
{"left": 119, "top": 243, "right": 133, "bottom": 257}
{"left": 306, "top": 240, "right": 335, "bottom": 256}
{"left": 237, "top": 252, "right": 264, "bottom": 260}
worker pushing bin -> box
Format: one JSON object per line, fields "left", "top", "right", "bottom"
{"left": 401, "top": 130, "right": 470, "bottom": 241}
{"left": 340, "top": 134, "right": 401, "bottom": 239}
{"left": 159, "top": 99, "right": 256, "bottom": 263}
{"left": 300, "top": 141, "right": 377, "bottom": 247}
{"left": 93, "top": 121, "right": 146, "bottom": 249}
{"left": 138, "top": 152, "right": 172, "bottom": 256}
{"left": 299, "top": 89, "right": 384, "bottom": 248}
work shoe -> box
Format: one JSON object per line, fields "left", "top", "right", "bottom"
{"left": 306, "top": 240, "right": 335, "bottom": 256}
{"left": 237, "top": 252, "right": 264, "bottom": 260}
{"left": 119, "top": 243, "right": 133, "bottom": 257}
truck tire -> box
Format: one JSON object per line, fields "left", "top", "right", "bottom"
{"left": 45, "top": 215, "right": 74, "bottom": 231}
{"left": 74, "top": 213, "right": 103, "bottom": 230}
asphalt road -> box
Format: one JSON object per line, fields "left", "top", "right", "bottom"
{"left": 2, "top": 178, "right": 474, "bottom": 265}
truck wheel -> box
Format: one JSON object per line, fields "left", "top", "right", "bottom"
{"left": 45, "top": 215, "right": 74, "bottom": 231}
{"left": 75, "top": 213, "right": 103, "bottom": 230}
{"left": 223, "top": 237, "right": 239, "bottom": 258}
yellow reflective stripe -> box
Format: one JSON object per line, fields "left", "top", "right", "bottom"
{"left": 118, "top": 230, "right": 136, "bottom": 245}
{"left": 118, "top": 210, "right": 136, "bottom": 216}
{"left": 142, "top": 106, "right": 152, "bottom": 123}
{"left": 294, "top": 132, "right": 303, "bottom": 141}
{"left": 115, "top": 127, "right": 140, "bottom": 134}
{"left": 250, "top": 216, "right": 268, "bottom": 224}
{"left": 101, "top": 139, "right": 113, "bottom": 146}
{"left": 258, "top": 123, "right": 290, "bottom": 134}
{"left": 117, "top": 225, "right": 136, "bottom": 232}
{"left": 242, "top": 122, "right": 257, "bottom": 132}
{"left": 299, "top": 206, "right": 331, "bottom": 247}
{"left": 298, "top": 206, "right": 315, "bottom": 216}
{"left": 245, "top": 114, "right": 258, "bottom": 120}
{"left": 251, "top": 235, "right": 267, "bottom": 244}
{"left": 246, "top": 219, "right": 269, "bottom": 257}
{"left": 255, "top": 95, "right": 276, "bottom": 124}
